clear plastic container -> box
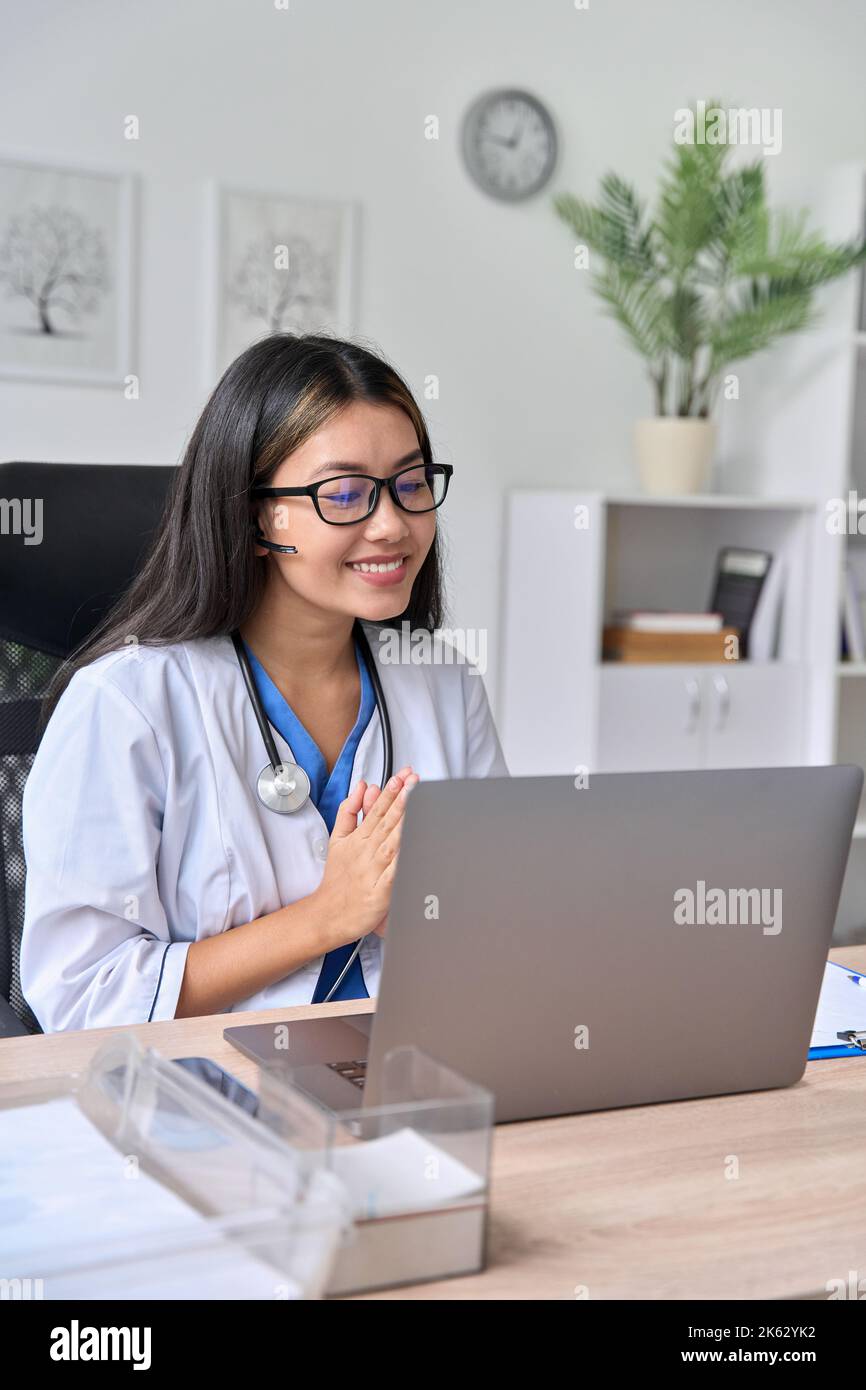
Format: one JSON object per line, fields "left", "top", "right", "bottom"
{"left": 0, "top": 1033, "right": 351, "bottom": 1300}
{"left": 259, "top": 1045, "right": 494, "bottom": 1296}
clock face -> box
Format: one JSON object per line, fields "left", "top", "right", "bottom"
{"left": 461, "top": 89, "right": 557, "bottom": 201}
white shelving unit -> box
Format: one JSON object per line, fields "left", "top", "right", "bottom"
{"left": 500, "top": 490, "right": 817, "bottom": 778}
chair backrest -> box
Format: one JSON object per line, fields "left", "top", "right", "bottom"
{"left": 0, "top": 461, "right": 176, "bottom": 1030}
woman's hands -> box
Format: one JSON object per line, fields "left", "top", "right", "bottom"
{"left": 313, "top": 766, "right": 420, "bottom": 950}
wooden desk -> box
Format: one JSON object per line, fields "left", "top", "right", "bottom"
{"left": 2, "top": 948, "right": 865, "bottom": 1301}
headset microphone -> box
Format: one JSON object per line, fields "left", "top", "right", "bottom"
{"left": 254, "top": 529, "right": 298, "bottom": 555}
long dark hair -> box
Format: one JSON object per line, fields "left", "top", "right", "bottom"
{"left": 41, "top": 332, "right": 446, "bottom": 725}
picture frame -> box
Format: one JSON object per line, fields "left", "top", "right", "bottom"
{"left": 0, "top": 155, "right": 136, "bottom": 387}
{"left": 203, "top": 180, "right": 358, "bottom": 385}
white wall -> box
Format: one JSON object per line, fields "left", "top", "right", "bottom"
{"left": 3, "top": 0, "right": 866, "bottom": 712}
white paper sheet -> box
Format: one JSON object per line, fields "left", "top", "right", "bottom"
{"left": 329, "top": 1126, "right": 485, "bottom": 1219}
{"left": 810, "top": 961, "right": 866, "bottom": 1050}
{"left": 0, "top": 1096, "right": 308, "bottom": 1298}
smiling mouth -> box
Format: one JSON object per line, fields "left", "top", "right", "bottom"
{"left": 345, "top": 555, "right": 408, "bottom": 574}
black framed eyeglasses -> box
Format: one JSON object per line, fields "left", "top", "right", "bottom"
{"left": 251, "top": 462, "right": 453, "bottom": 526}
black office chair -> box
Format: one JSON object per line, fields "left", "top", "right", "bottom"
{"left": 0, "top": 461, "right": 176, "bottom": 1037}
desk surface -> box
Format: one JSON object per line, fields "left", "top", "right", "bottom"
{"left": 2, "top": 947, "right": 865, "bottom": 1301}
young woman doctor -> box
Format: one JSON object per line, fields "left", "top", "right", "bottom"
{"left": 21, "top": 333, "right": 508, "bottom": 1032}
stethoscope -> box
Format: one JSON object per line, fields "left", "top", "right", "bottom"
{"left": 229, "top": 620, "right": 394, "bottom": 1003}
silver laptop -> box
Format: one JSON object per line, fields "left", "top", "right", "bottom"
{"left": 224, "top": 765, "right": 862, "bottom": 1123}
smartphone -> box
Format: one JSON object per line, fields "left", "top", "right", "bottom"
{"left": 171, "top": 1055, "right": 261, "bottom": 1119}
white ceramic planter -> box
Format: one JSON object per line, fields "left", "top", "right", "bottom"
{"left": 634, "top": 418, "right": 716, "bottom": 496}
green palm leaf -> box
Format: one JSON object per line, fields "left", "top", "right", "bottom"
{"left": 553, "top": 99, "right": 866, "bottom": 416}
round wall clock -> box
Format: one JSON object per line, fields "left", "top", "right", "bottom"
{"left": 460, "top": 88, "right": 558, "bottom": 202}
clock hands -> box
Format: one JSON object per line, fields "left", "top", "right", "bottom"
{"left": 484, "top": 121, "right": 525, "bottom": 150}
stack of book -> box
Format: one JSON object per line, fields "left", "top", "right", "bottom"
{"left": 603, "top": 611, "right": 740, "bottom": 663}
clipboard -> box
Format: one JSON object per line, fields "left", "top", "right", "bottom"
{"left": 808, "top": 960, "right": 866, "bottom": 1059}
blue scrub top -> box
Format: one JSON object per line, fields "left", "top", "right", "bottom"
{"left": 242, "top": 636, "right": 376, "bottom": 1002}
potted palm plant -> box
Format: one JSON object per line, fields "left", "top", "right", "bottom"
{"left": 553, "top": 106, "right": 866, "bottom": 494}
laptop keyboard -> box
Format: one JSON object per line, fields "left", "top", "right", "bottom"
{"left": 327, "top": 1058, "right": 367, "bottom": 1090}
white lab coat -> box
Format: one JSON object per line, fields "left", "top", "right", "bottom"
{"left": 20, "top": 624, "right": 509, "bottom": 1032}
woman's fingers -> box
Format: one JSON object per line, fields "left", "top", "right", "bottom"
{"left": 336, "top": 767, "right": 419, "bottom": 850}
{"left": 358, "top": 769, "right": 414, "bottom": 836}
{"left": 362, "top": 782, "right": 381, "bottom": 816}
{"left": 331, "top": 780, "right": 366, "bottom": 839}
{"left": 361, "top": 765, "right": 413, "bottom": 818}
{"left": 368, "top": 772, "right": 419, "bottom": 843}
{"left": 346, "top": 767, "right": 412, "bottom": 821}
{"left": 371, "top": 775, "right": 419, "bottom": 866}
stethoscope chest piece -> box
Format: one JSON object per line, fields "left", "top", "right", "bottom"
{"left": 256, "top": 760, "right": 311, "bottom": 814}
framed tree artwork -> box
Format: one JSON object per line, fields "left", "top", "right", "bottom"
{"left": 205, "top": 181, "right": 358, "bottom": 381}
{"left": 0, "top": 157, "right": 136, "bottom": 385}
